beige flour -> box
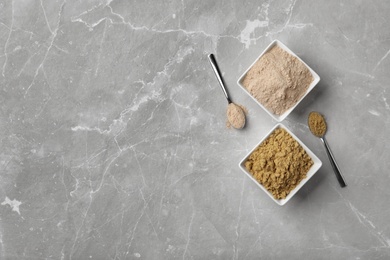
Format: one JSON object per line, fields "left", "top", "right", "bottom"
{"left": 242, "top": 45, "right": 314, "bottom": 115}
{"left": 226, "top": 103, "right": 246, "bottom": 129}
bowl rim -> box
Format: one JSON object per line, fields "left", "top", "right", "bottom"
{"left": 238, "top": 123, "right": 322, "bottom": 206}
{"left": 237, "top": 39, "right": 321, "bottom": 122}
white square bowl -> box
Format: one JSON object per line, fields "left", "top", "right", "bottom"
{"left": 237, "top": 40, "right": 320, "bottom": 122}
{"left": 239, "top": 123, "right": 322, "bottom": 206}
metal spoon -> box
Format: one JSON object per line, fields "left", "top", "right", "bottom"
{"left": 308, "top": 112, "right": 347, "bottom": 187}
{"left": 208, "top": 54, "right": 246, "bottom": 129}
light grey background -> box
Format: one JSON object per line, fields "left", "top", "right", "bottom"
{"left": 1, "top": 0, "right": 390, "bottom": 259}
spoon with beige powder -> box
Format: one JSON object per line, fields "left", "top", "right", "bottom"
{"left": 208, "top": 54, "right": 246, "bottom": 129}
{"left": 308, "top": 111, "right": 347, "bottom": 187}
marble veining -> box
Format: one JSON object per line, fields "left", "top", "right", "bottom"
{"left": 1, "top": 0, "right": 390, "bottom": 259}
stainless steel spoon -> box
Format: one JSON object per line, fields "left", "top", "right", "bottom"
{"left": 208, "top": 54, "right": 232, "bottom": 104}
{"left": 208, "top": 54, "right": 246, "bottom": 129}
{"left": 308, "top": 112, "right": 347, "bottom": 187}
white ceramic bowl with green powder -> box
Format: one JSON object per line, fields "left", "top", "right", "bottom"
{"left": 237, "top": 40, "right": 320, "bottom": 122}
{"left": 239, "top": 123, "right": 322, "bottom": 206}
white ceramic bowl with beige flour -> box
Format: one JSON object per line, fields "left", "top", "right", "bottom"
{"left": 237, "top": 40, "right": 320, "bottom": 122}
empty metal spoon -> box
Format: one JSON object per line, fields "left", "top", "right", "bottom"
{"left": 208, "top": 54, "right": 246, "bottom": 129}
{"left": 308, "top": 112, "right": 347, "bottom": 187}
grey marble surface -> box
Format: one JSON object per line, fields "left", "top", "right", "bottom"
{"left": 1, "top": 0, "right": 390, "bottom": 259}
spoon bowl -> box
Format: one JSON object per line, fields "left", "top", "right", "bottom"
{"left": 227, "top": 103, "right": 245, "bottom": 129}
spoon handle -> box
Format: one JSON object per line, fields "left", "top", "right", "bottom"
{"left": 321, "top": 137, "right": 347, "bottom": 187}
{"left": 208, "top": 54, "right": 232, "bottom": 104}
